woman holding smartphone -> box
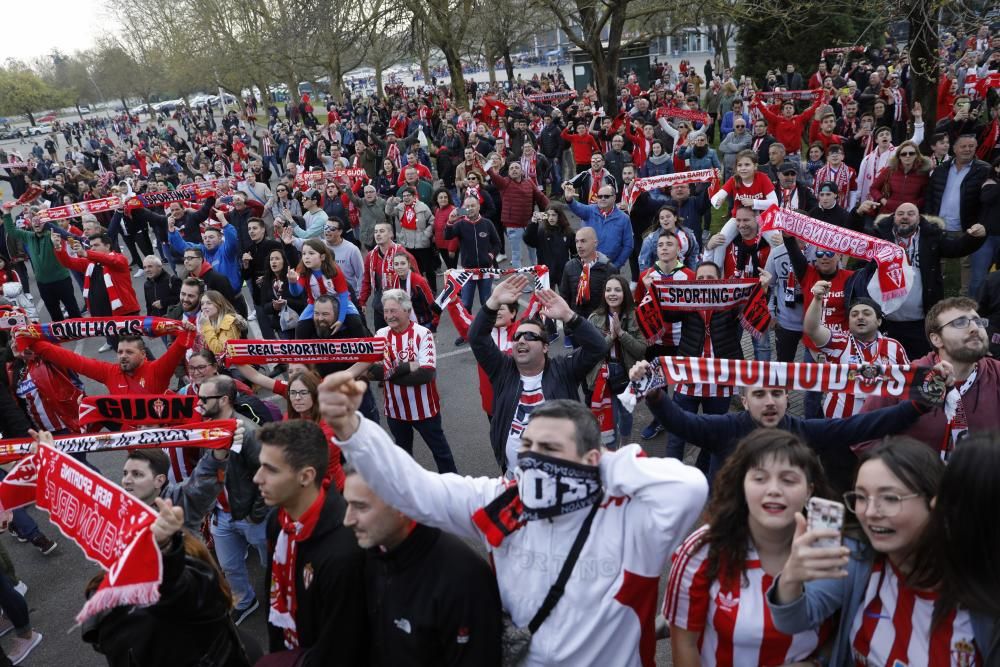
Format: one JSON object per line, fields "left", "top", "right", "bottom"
{"left": 767, "top": 437, "right": 994, "bottom": 666}
{"left": 664, "top": 430, "right": 833, "bottom": 666}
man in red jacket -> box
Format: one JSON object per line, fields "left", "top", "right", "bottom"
{"left": 52, "top": 231, "right": 141, "bottom": 352}
{"left": 487, "top": 161, "right": 549, "bottom": 269}
{"left": 751, "top": 94, "right": 825, "bottom": 157}
{"left": 26, "top": 321, "right": 196, "bottom": 395}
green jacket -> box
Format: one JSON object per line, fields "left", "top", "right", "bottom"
{"left": 585, "top": 309, "right": 649, "bottom": 388}
{"left": 3, "top": 213, "right": 70, "bottom": 284}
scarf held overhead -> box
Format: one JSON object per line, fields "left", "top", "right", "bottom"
{"left": 619, "top": 356, "right": 942, "bottom": 412}
{"left": 78, "top": 395, "right": 199, "bottom": 427}
{"left": 13, "top": 317, "right": 186, "bottom": 350}
{"left": 434, "top": 266, "right": 550, "bottom": 309}
{"left": 633, "top": 168, "right": 720, "bottom": 194}
{"left": 0, "top": 420, "right": 236, "bottom": 464}
{"left": 758, "top": 205, "right": 909, "bottom": 302}
{"left": 0, "top": 445, "right": 162, "bottom": 625}
{"left": 223, "top": 338, "right": 387, "bottom": 366}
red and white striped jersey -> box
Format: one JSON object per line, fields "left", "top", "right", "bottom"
{"left": 820, "top": 332, "right": 909, "bottom": 418}
{"left": 664, "top": 526, "right": 821, "bottom": 667}
{"left": 13, "top": 366, "right": 84, "bottom": 432}
{"left": 377, "top": 322, "right": 441, "bottom": 421}
{"left": 850, "top": 558, "right": 982, "bottom": 667}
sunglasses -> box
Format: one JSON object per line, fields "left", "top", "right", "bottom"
{"left": 513, "top": 331, "right": 545, "bottom": 343}
{"left": 898, "top": 151, "right": 917, "bottom": 157}
{"left": 597, "top": 194, "right": 615, "bottom": 199}
{"left": 814, "top": 250, "right": 837, "bottom": 258}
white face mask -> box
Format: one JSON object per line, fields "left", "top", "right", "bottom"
{"left": 515, "top": 451, "right": 602, "bottom": 520}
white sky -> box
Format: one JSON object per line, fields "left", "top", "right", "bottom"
{"left": 1, "top": 0, "right": 111, "bottom": 64}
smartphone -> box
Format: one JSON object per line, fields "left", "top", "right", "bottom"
{"left": 455, "top": 207, "right": 468, "bottom": 217}
{"left": 806, "top": 497, "right": 845, "bottom": 548}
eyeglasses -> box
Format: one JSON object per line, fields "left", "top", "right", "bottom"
{"left": 513, "top": 331, "right": 545, "bottom": 343}
{"left": 898, "top": 151, "right": 917, "bottom": 157}
{"left": 935, "top": 315, "right": 988, "bottom": 332}
{"left": 197, "top": 394, "right": 224, "bottom": 402}
{"left": 287, "top": 389, "right": 311, "bottom": 398}
{"left": 843, "top": 491, "right": 921, "bottom": 517}
{"left": 814, "top": 250, "right": 837, "bottom": 258}
{"left": 597, "top": 194, "right": 614, "bottom": 199}
{"left": 188, "top": 364, "right": 212, "bottom": 372}
{"left": 183, "top": 255, "right": 200, "bottom": 261}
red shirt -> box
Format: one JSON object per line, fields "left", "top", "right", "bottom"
{"left": 752, "top": 96, "right": 824, "bottom": 153}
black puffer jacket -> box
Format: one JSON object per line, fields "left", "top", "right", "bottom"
{"left": 678, "top": 308, "right": 743, "bottom": 360}
{"left": 523, "top": 221, "right": 574, "bottom": 288}
{"left": 143, "top": 270, "right": 181, "bottom": 317}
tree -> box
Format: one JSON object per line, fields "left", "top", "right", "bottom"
{"left": 734, "top": 0, "right": 879, "bottom": 84}
{"left": 538, "top": 0, "right": 680, "bottom": 112}
{"left": 0, "top": 67, "right": 69, "bottom": 125}
{"left": 90, "top": 42, "right": 144, "bottom": 111}
{"left": 477, "top": 0, "right": 547, "bottom": 84}
{"left": 393, "top": 0, "right": 474, "bottom": 106}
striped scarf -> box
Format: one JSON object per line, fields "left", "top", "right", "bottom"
{"left": 813, "top": 164, "right": 854, "bottom": 208}
{"left": 83, "top": 262, "right": 124, "bottom": 312}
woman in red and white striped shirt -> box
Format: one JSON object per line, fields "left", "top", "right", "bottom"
{"left": 665, "top": 430, "right": 832, "bottom": 666}
{"left": 769, "top": 438, "right": 991, "bottom": 666}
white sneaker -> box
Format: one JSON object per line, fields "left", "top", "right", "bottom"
{"left": 8, "top": 631, "right": 41, "bottom": 665}
{"left": 496, "top": 253, "right": 507, "bottom": 263}
{"left": 13, "top": 581, "right": 27, "bottom": 597}
{"left": 98, "top": 343, "right": 113, "bottom": 353}
{"left": 132, "top": 268, "right": 144, "bottom": 278}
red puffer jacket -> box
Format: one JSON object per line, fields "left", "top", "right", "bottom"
{"left": 869, "top": 157, "right": 932, "bottom": 214}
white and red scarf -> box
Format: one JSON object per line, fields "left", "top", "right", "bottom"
{"left": 434, "top": 266, "right": 549, "bottom": 310}
{"left": 376, "top": 243, "right": 404, "bottom": 292}
{"left": 756, "top": 89, "right": 823, "bottom": 101}
{"left": 633, "top": 168, "right": 720, "bottom": 194}
{"left": 301, "top": 270, "right": 335, "bottom": 305}
{"left": 576, "top": 262, "right": 592, "bottom": 305}
{"left": 813, "top": 163, "right": 854, "bottom": 208}
{"left": 523, "top": 91, "right": 577, "bottom": 103}
{"left": 386, "top": 142, "right": 402, "bottom": 172}
{"left": 759, "top": 205, "right": 909, "bottom": 302}
{"left": 620, "top": 356, "right": 941, "bottom": 412}
{"left": 297, "top": 138, "right": 309, "bottom": 165}
{"left": 659, "top": 107, "right": 710, "bottom": 125}
{"left": 83, "top": 261, "right": 125, "bottom": 312}
{"left": 0, "top": 420, "right": 236, "bottom": 464}
{"left": 821, "top": 45, "right": 866, "bottom": 58}
{"left": 941, "top": 365, "right": 977, "bottom": 462}
{"left": 0, "top": 445, "right": 163, "bottom": 624}
{"left": 223, "top": 338, "right": 386, "bottom": 366}
{"left": 35, "top": 197, "right": 122, "bottom": 223}
{"left": 13, "top": 316, "right": 185, "bottom": 351}
{"left": 270, "top": 487, "right": 327, "bottom": 649}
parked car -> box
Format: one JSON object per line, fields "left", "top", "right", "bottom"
{"left": 79, "top": 105, "right": 91, "bottom": 115}
{"left": 27, "top": 123, "right": 53, "bottom": 136}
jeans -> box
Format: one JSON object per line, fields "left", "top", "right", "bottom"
{"left": 0, "top": 571, "right": 29, "bottom": 633}
{"left": 211, "top": 509, "right": 268, "bottom": 610}
{"left": 748, "top": 329, "right": 772, "bottom": 361}
{"left": 386, "top": 414, "right": 457, "bottom": 473}
{"left": 665, "top": 392, "right": 731, "bottom": 471}
{"left": 460, "top": 277, "right": 492, "bottom": 312}
{"left": 969, "top": 235, "right": 1000, "bottom": 300}
{"left": 548, "top": 157, "right": 563, "bottom": 196}
{"left": 505, "top": 228, "right": 536, "bottom": 269}
{"left": 38, "top": 277, "right": 82, "bottom": 322}
{"left": 263, "top": 154, "right": 282, "bottom": 176}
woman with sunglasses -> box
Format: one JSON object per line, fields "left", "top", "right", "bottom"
{"left": 266, "top": 183, "right": 302, "bottom": 222}
{"left": 586, "top": 274, "right": 647, "bottom": 447}
{"left": 284, "top": 370, "right": 346, "bottom": 492}
{"left": 767, "top": 437, "right": 994, "bottom": 666}
{"left": 665, "top": 431, "right": 833, "bottom": 667}
{"left": 868, "top": 141, "right": 932, "bottom": 214}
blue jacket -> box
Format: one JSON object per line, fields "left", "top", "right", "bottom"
{"left": 168, "top": 224, "right": 242, "bottom": 291}
{"left": 566, "top": 200, "right": 633, "bottom": 269}
{"left": 766, "top": 539, "right": 998, "bottom": 667}
{"left": 721, "top": 111, "right": 751, "bottom": 138}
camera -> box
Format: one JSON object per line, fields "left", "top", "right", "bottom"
{"left": 0, "top": 314, "right": 27, "bottom": 330}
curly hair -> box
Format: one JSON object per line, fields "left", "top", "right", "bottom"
{"left": 699, "top": 430, "right": 832, "bottom": 585}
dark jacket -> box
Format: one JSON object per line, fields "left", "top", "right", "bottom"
{"left": 523, "top": 221, "right": 575, "bottom": 288}
{"left": 775, "top": 183, "right": 818, "bottom": 212}
{"left": 537, "top": 122, "right": 565, "bottom": 160}
{"left": 242, "top": 237, "right": 283, "bottom": 282}
{"left": 82, "top": 531, "right": 251, "bottom": 667}
{"left": 257, "top": 273, "right": 307, "bottom": 333}
{"left": 647, "top": 390, "right": 924, "bottom": 491}
{"left": 979, "top": 179, "right": 1000, "bottom": 237}
{"left": 470, "top": 305, "right": 608, "bottom": 471}
{"left": 364, "top": 524, "right": 502, "bottom": 667}
{"left": 443, "top": 216, "right": 500, "bottom": 269}
{"left": 143, "top": 269, "right": 181, "bottom": 317}
{"left": 559, "top": 253, "right": 615, "bottom": 318}
{"left": 806, "top": 204, "right": 865, "bottom": 233}
{"left": 924, "top": 158, "right": 991, "bottom": 231}
{"left": 265, "top": 491, "right": 368, "bottom": 666}
{"left": 131, "top": 196, "right": 217, "bottom": 245}
{"left": 677, "top": 309, "right": 743, "bottom": 360}
{"left": 224, "top": 416, "right": 267, "bottom": 523}
{"left": 856, "top": 216, "right": 986, "bottom": 316}
{"left": 198, "top": 263, "right": 239, "bottom": 307}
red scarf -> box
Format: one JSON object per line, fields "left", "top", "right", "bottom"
{"left": 590, "top": 363, "right": 615, "bottom": 443}
{"left": 977, "top": 118, "right": 999, "bottom": 160}
{"left": 82, "top": 259, "right": 126, "bottom": 313}
{"left": 386, "top": 142, "right": 402, "bottom": 171}
{"left": 0, "top": 445, "right": 162, "bottom": 624}
{"left": 576, "top": 262, "right": 592, "bottom": 305}
{"left": 401, "top": 204, "right": 417, "bottom": 230}
{"left": 298, "top": 138, "right": 309, "bottom": 165}
{"left": 270, "top": 487, "right": 327, "bottom": 649}
{"left": 378, "top": 243, "right": 402, "bottom": 291}
{"left": 78, "top": 394, "right": 198, "bottom": 426}
{"left": 589, "top": 170, "right": 602, "bottom": 203}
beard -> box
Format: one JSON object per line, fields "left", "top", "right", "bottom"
{"left": 944, "top": 336, "right": 987, "bottom": 363}
{"left": 315, "top": 321, "right": 332, "bottom": 338}
{"left": 894, "top": 224, "right": 917, "bottom": 238}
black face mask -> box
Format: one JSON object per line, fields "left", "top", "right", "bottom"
{"left": 515, "top": 451, "right": 602, "bottom": 521}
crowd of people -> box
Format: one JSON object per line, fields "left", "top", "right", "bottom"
{"left": 0, "top": 20, "right": 997, "bottom": 667}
